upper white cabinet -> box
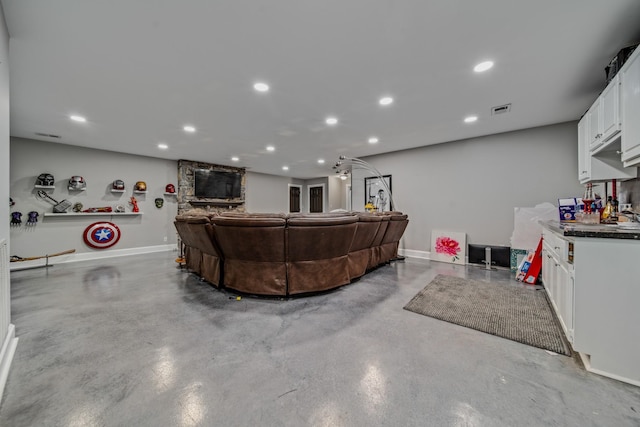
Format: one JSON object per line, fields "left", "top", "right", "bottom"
{"left": 621, "top": 47, "right": 640, "bottom": 167}
{"left": 578, "top": 106, "right": 635, "bottom": 184}
{"left": 578, "top": 115, "right": 590, "bottom": 182}
{"left": 578, "top": 46, "right": 640, "bottom": 181}
{"left": 600, "top": 75, "right": 621, "bottom": 143}
{"left": 588, "top": 97, "right": 603, "bottom": 151}
{"left": 589, "top": 75, "right": 621, "bottom": 154}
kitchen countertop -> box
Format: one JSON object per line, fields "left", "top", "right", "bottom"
{"left": 541, "top": 220, "right": 640, "bottom": 240}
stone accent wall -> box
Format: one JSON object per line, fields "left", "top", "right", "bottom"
{"left": 177, "top": 159, "right": 246, "bottom": 215}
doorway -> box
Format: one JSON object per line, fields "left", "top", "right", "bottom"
{"left": 308, "top": 184, "right": 324, "bottom": 213}
{"left": 288, "top": 184, "right": 301, "bottom": 213}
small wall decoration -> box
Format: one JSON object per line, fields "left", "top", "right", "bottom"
{"left": 130, "top": 196, "right": 139, "bottom": 212}
{"left": 430, "top": 230, "right": 466, "bottom": 265}
{"left": 10, "top": 211, "right": 22, "bottom": 226}
{"left": 26, "top": 211, "right": 39, "bottom": 225}
{"left": 155, "top": 198, "right": 164, "bottom": 208}
{"left": 364, "top": 175, "right": 392, "bottom": 212}
{"left": 83, "top": 221, "right": 121, "bottom": 249}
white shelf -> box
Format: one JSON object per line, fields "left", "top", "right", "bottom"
{"left": 133, "top": 190, "right": 148, "bottom": 194}
{"left": 164, "top": 193, "right": 177, "bottom": 196}
{"left": 34, "top": 185, "right": 55, "bottom": 189}
{"left": 110, "top": 189, "right": 126, "bottom": 193}
{"left": 68, "top": 187, "right": 86, "bottom": 191}
{"left": 44, "top": 212, "right": 143, "bottom": 217}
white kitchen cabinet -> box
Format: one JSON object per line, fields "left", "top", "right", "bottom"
{"left": 541, "top": 229, "right": 574, "bottom": 343}
{"left": 577, "top": 70, "right": 636, "bottom": 183}
{"left": 542, "top": 223, "right": 640, "bottom": 387}
{"left": 577, "top": 121, "right": 635, "bottom": 184}
{"left": 621, "top": 46, "right": 640, "bottom": 166}
{"left": 577, "top": 114, "right": 590, "bottom": 182}
{"left": 588, "top": 98, "right": 603, "bottom": 152}
{"left": 588, "top": 75, "right": 621, "bottom": 154}
{"left": 600, "top": 75, "right": 621, "bottom": 144}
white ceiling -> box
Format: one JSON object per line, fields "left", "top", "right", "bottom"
{"left": 3, "top": 1, "right": 640, "bottom": 179}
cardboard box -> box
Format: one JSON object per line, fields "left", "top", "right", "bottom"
{"left": 516, "top": 238, "right": 543, "bottom": 285}
{"left": 558, "top": 198, "right": 578, "bottom": 222}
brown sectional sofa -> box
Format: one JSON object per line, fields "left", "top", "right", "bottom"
{"left": 286, "top": 215, "right": 358, "bottom": 295}
{"left": 174, "top": 211, "right": 408, "bottom": 296}
{"left": 211, "top": 215, "right": 288, "bottom": 296}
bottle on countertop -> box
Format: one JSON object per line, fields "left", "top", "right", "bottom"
{"left": 602, "top": 196, "right": 613, "bottom": 220}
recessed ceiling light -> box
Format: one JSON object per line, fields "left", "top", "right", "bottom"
{"left": 474, "top": 61, "right": 494, "bottom": 72}
{"left": 317, "top": 159, "right": 325, "bottom": 164}
{"left": 282, "top": 166, "right": 289, "bottom": 171}
{"left": 325, "top": 117, "right": 338, "bottom": 126}
{"left": 340, "top": 175, "right": 348, "bottom": 181}
{"left": 266, "top": 145, "right": 275, "bottom": 152}
{"left": 253, "top": 82, "right": 270, "bottom": 92}
{"left": 70, "top": 115, "right": 86, "bottom": 122}
{"left": 183, "top": 125, "right": 196, "bottom": 133}
{"left": 464, "top": 115, "right": 478, "bottom": 123}
{"left": 157, "top": 143, "right": 168, "bottom": 150}
{"left": 379, "top": 97, "right": 394, "bottom": 106}
{"left": 368, "top": 137, "right": 379, "bottom": 144}
{"left": 231, "top": 156, "right": 239, "bottom": 162}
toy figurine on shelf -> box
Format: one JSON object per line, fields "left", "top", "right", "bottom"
{"left": 130, "top": 196, "right": 139, "bottom": 213}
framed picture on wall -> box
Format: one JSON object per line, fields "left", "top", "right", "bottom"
{"left": 364, "top": 175, "right": 392, "bottom": 212}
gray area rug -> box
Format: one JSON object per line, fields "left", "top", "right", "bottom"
{"left": 403, "top": 274, "right": 571, "bottom": 356}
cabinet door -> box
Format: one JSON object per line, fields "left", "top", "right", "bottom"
{"left": 601, "top": 75, "right": 621, "bottom": 143}
{"left": 563, "top": 269, "right": 575, "bottom": 343}
{"left": 621, "top": 47, "right": 640, "bottom": 165}
{"left": 588, "top": 100, "right": 603, "bottom": 151}
{"left": 542, "top": 247, "right": 552, "bottom": 290}
{"left": 577, "top": 114, "right": 591, "bottom": 182}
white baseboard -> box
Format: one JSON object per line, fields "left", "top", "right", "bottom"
{"left": 10, "top": 244, "right": 176, "bottom": 271}
{"left": 0, "top": 324, "right": 18, "bottom": 405}
{"left": 399, "top": 248, "right": 430, "bottom": 260}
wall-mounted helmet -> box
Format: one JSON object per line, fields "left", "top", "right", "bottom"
{"left": 134, "top": 181, "right": 147, "bottom": 191}
{"left": 36, "top": 173, "right": 55, "bottom": 186}
{"left": 68, "top": 176, "right": 86, "bottom": 190}
{"left": 165, "top": 183, "right": 176, "bottom": 194}
{"left": 112, "top": 179, "right": 125, "bottom": 190}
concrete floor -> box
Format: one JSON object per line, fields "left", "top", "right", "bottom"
{"left": 1, "top": 252, "right": 639, "bottom": 427}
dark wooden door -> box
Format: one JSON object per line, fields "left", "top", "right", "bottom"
{"left": 289, "top": 186, "right": 300, "bottom": 213}
{"left": 309, "top": 186, "right": 323, "bottom": 213}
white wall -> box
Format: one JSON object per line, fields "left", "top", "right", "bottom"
{"left": 352, "top": 122, "right": 584, "bottom": 252}
{"left": 10, "top": 138, "right": 178, "bottom": 257}
{"left": 245, "top": 171, "right": 304, "bottom": 213}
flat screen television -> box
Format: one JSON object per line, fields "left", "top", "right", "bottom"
{"left": 194, "top": 169, "right": 242, "bottom": 199}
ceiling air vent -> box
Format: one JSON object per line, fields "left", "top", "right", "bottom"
{"left": 35, "top": 132, "right": 61, "bottom": 138}
{"left": 491, "top": 104, "right": 511, "bottom": 115}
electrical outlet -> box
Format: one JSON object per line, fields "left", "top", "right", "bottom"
{"left": 163, "top": 236, "right": 167, "bottom": 242}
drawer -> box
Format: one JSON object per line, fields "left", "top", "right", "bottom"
{"left": 542, "top": 229, "right": 568, "bottom": 261}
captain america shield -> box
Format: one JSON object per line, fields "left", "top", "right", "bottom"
{"left": 83, "top": 222, "right": 121, "bottom": 249}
